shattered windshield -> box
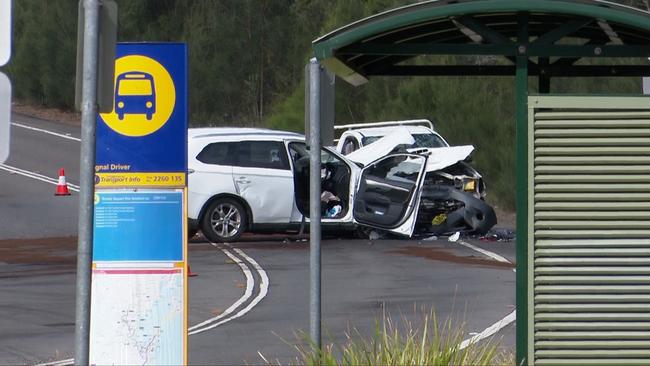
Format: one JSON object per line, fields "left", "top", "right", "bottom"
{"left": 362, "top": 133, "right": 447, "bottom": 148}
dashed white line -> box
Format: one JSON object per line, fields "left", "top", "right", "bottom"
{"left": 11, "top": 122, "right": 81, "bottom": 141}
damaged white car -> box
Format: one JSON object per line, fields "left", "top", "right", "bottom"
{"left": 335, "top": 120, "right": 497, "bottom": 236}
{"left": 187, "top": 127, "right": 430, "bottom": 242}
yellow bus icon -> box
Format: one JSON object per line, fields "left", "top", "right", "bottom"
{"left": 115, "top": 72, "right": 156, "bottom": 121}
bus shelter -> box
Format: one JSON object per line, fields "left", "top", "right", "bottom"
{"left": 309, "top": 1, "right": 650, "bottom": 364}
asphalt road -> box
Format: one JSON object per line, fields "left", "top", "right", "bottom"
{"left": 0, "top": 114, "right": 516, "bottom": 365}
{"left": 0, "top": 114, "right": 80, "bottom": 239}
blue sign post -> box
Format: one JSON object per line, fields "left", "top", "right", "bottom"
{"left": 90, "top": 43, "right": 188, "bottom": 365}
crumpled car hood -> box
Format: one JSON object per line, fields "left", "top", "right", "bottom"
{"left": 343, "top": 127, "right": 474, "bottom": 172}
{"left": 344, "top": 127, "right": 414, "bottom": 166}
{"left": 417, "top": 145, "right": 474, "bottom": 172}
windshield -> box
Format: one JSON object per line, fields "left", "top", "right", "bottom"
{"left": 362, "top": 133, "right": 447, "bottom": 148}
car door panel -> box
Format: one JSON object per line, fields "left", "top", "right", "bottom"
{"left": 352, "top": 154, "right": 427, "bottom": 236}
{"left": 232, "top": 141, "right": 294, "bottom": 224}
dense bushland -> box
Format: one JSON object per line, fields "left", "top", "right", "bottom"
{"left": 6, "top": 0, "right": 649, "bottom": 209}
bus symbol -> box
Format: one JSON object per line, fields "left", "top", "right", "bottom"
{"left": 115, "top": 72, "right": 156, "bottom": 120}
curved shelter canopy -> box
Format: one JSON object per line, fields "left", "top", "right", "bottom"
{"left": 313, "top": 0, "right": 650, "bottom": 86}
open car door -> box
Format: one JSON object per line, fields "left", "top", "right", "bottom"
{"left": 352, "top": 153, "right": 428, "bottom": 237}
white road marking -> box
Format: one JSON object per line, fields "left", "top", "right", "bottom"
{"left": 35, "top": 359, "right": 73, "bottom": 366}
{"left": 455, "top": 238, "right": 516, "bottom": 349}
{"left": 457, "top": 239, "right": 510, "bottom": 263}
{"left": 459, "top": 309, "right": 516, "bottom": 350}
{"left": 11, "top": 122, "right": 80, "bottom": 142}
{"left": 189, "top": 243, "right": 269, "bottom": 335}
{"left": 0, "top": 164, "right": 80, "bottom": 191}
{"left": 188, "top": 246, "right": 254, "bottom": 334}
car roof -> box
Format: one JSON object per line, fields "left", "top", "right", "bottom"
{"left": 347, "top": 125, "right": 437, "bottom": 137}
{"left": 188, "top": 127, "right": 304, "bottom": 140}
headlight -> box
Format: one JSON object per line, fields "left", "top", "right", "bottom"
{"left": 463, "top": 179, "right": 476, "bottom": 192}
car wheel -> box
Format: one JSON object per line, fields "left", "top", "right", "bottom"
{"left": 201, "top": 198, "right": 247, "bottom": 242}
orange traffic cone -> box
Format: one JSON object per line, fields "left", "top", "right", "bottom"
{"left": 188, "top": 265, "right": 198, "bottom": 277}
{"left": 55, "top": 168, "right": 71, "bottom": 196}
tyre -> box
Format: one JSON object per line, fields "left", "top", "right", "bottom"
{"left": 201, "top": 198, "right": 247, "bottom": 242}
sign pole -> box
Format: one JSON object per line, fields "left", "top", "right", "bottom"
{"left": 75, "top": 0, "right": 99, "bottom": 364}
{"left": 308, "top": 57, "right": 322, "bottom": 351}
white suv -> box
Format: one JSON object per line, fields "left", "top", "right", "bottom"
{"left": 187, "top": 127, "right": 430, "bottom": 242}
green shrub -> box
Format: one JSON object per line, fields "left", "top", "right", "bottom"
{"left": 263, "top": 310, "right": 512, "bottom": 366}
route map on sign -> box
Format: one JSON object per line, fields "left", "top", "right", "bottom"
{"left": 89, "top": 268, "right": 183, "bottom": 365}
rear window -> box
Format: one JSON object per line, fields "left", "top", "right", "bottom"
{"left": 196, "top": 142, "right": 236, "bottom": 165}
{"left": 362, "top": 133, "right": 447, "bottom": 148}
{"left": 236, "top": 141, "right": 290, "bottom": 170}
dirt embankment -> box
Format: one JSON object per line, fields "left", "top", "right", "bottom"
{"left": 0, "top": 236, "right": 77, "bottom": 265}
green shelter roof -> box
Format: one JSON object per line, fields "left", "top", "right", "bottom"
{"left": 312, "top": 0, "right": 650, "bottom": 85}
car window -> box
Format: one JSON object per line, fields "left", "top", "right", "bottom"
{"left": 236, "top": 141, "right": 290, "bottom": 170}
{"left": 362, "top": 133, "right": 447, "bottom": 148}
{"left": 196, "top": 142, "right": 236, "bottom": 165}
{"left": 341, "top": 137, "right": 359, "bottom": 154}
{"left": 288, "top": 142, "right": 345, "bottom": 166}
{"left": 364, "top": 155, "right": 423, "bottom": 185}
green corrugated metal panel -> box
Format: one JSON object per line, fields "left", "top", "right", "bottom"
{"left": 535, "top": 201, "right": 650, "bottom": 209}
{"left": 536, "top": 146, "right": 650, "bottom": 155}
{"left": 535, "top": 229, "right": 650, "bottom": 238}
{"left": 536, "top": 184, "right": 650, "bottom": 192}
{"left": 536, "top": 212, "right": 650, "bottom": 219}
{"left": 536, "top": 165, "right": 650, "bottom": 173}
{"left": 536, "top": 128, "right": 650, "bottom": 137}
{"left": 536, "top": 119, "right": 650, "bottom": 127}
{"left": 536, "top": 349, "right": 650, "bottom": 357}
{"left": 536, "top": 276, "right": 650, "bottom": 283}
{"left": 536, "top": 304, "right": 650, "bottom": 311}
{"left": 536, "top": 331, "right": 650, "bottom": 339}
{"left": 530, "top": 99, "right": 650, "bottom": 365}
{"left": 536, "top": 193, "right": 650, "bottom": 201}
{"left": 535, "top": 175, "right": 650, "bottom": 183}
{"left": 536, "top": 248, "right": 650, "bottom": 256}
{"left": 536, "top": 340, "right": 650, "bottom": 348}
{"left": 535, "top": 314, "right": 650, "bottom": 321}
{"left": 535, "top": 267, "right": 650, "bottom": 275}
{"left": 536, "top": 321, "right": 650, "bottom": 329}
{"left": 535, "top": 220, "right": 650, "bottom": 228}
{"left": 536, "top": 156, "right": 650, "bottom": 164}
{"left": 535, "top": 284, "right": 650, "bottom": 292}
{"left": 536, "top": 239, "right": 650, "bottom": 247}
{"left": 535, "top": 137, "right": 650, "bottom": 146}
{"left": 535, "top": 111, "right": 650, "bottom": 120}
{"left": 536, "top": 359, "right": 650, "bottom": 365}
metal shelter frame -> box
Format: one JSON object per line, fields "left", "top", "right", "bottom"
{"left": 307, "top": 1, "right": 650, "bottom": 364}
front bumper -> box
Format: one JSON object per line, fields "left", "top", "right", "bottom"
{"left": 416, "top": 185, "right": 497, "bottom": 235}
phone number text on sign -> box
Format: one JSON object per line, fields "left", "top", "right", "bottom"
{"left": 95, "top": 172, "right": 185, "bottom": 188}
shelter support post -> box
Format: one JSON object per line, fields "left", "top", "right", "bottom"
{"left": 539, "top": 57, "right": 550, "bottom": 93}
{"left": 515, "top": 12, "right": 529, "bottom": 366}
{"left": 308, "top": 57, "right": 322, "bottom": 351}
